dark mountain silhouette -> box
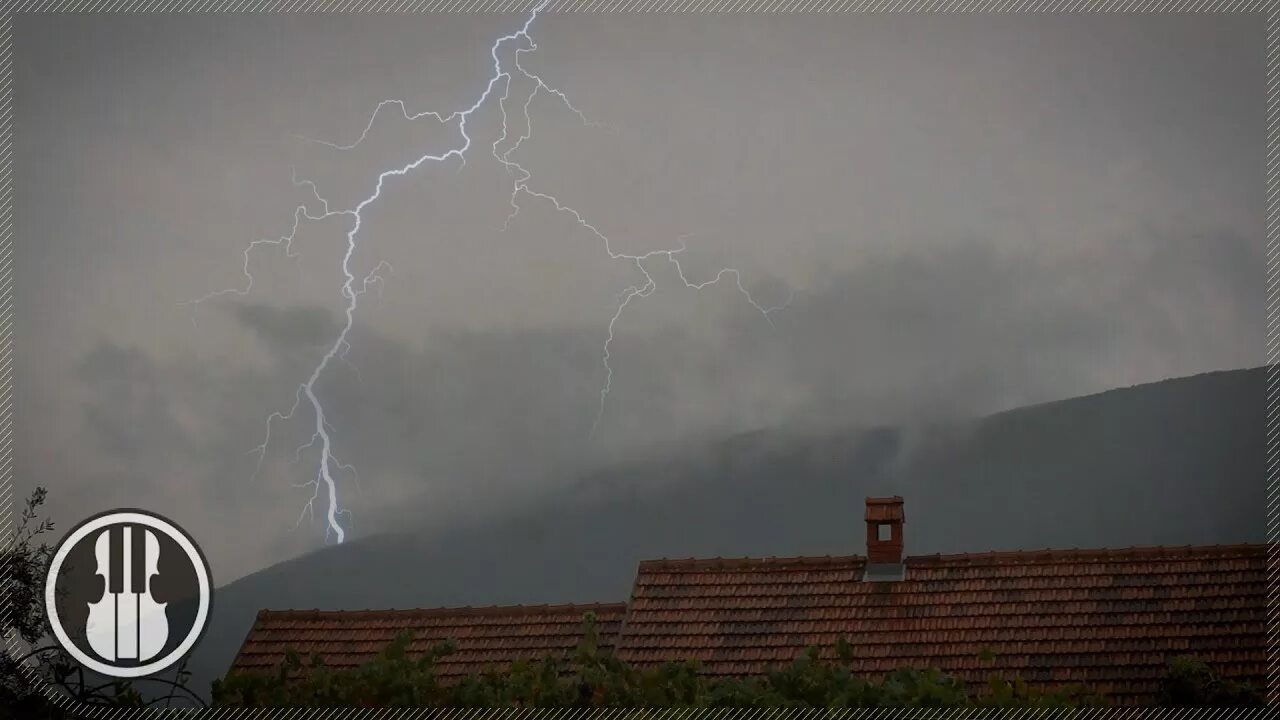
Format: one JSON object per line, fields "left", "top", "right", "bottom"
{"left": 170, "top": 365, "right": 1266, "bottom": 701}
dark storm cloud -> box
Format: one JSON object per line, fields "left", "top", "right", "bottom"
{"left": 770, "top": 227, "right": 1265, "bottom": 428}
{"left": 234, "top": 305, "right": 341, "bottom": 351}
{"left": 58, "top": 220, "right": 1262, "bottom": 575}
{"left": 15, "top": 12, "right": 1263, "bottom": 580}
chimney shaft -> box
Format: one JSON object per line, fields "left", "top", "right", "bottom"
{"left": 865, "top": 496, "right": 905, "bottom": 565}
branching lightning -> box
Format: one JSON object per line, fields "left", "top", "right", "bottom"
{"left": 191, "top": 3, "right": 790, "bottom": 545}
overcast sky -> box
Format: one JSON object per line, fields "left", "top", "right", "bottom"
{"left": 15, "top": 13, "right": 1263, "bottom": 582}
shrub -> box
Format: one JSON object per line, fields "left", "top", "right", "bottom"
{"left": 213, "top": 613, "right": 1175, "bottom": 708}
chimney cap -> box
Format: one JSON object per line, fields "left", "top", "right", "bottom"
{"left": 865, "top": 496, "right": 905, "bottom": 522}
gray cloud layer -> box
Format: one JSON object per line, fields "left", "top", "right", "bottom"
{"left": 15, "top": 13, "right": 1263, "bottom": 581}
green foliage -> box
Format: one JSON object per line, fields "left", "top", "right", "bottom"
{"left": 1158, "top": 656, "right": 1265, "bottom": 707}
{"left": 0, "top": 488, "right": 203, "bottom": 717}
{"left": 218, "top": 612, "right": 1252, "bottom": 709}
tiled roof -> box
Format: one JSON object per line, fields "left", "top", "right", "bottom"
{"left": 614, "top": 544, "right": 1268, "bottom": 705}
{"left": 230, "top": 602, "right": 626, "bottom": 683}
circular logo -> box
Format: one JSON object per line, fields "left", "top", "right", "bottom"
{"left": 44, "top": 509, "right": 213, "bottom": 679}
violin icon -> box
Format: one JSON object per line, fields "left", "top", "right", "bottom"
{"left": 85, "top": 525, "right": 169, "bottom": 663}
{"left": 45, "top": 509, "right": 211, "bottom": 678}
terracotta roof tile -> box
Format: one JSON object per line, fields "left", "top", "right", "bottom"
{"left": 230, "top": 543, "right": 1269, "bottom": 706}
{"left": 230, "top": 602, "right": 626, "bottom": 682}
{"left": 614, "top": 544, "right": 1270, "bottom": 705}
{"left": 864, "top": 496, "right": 905, "bottom": 522}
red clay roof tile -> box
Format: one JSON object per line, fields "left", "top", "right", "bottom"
{"left": 229, "top": 543, "right": 1269, "bottom": 706}
{"left": 614, "top": 544, "right": 1269, "bottom": 705}
{"left": 230, "top": 602, "right": 626, "bottom": 682}
{"left": 864, "top": 496, "right": 905, "bottom": 522}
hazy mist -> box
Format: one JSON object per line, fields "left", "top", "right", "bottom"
{"left": 15, "top": 13, "right": 1263, "bottom": 583}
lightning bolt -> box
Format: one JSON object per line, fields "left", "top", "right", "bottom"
{"left": 191, "top": 3, "right": 790, "bottom": 545}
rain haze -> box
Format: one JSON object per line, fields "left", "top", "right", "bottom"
{"left": 15, "top": 13, "right": 1263, "bottom": 585}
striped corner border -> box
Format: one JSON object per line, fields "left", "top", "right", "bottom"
{"left": 0, "top": 3, "right": 27, "bottom": 711}
{"left": 1266, "top": 3, "right": 1279, "bottom": 716}
{"left": 0, "top": 0, "right": 1277, "bottom": 10}
{"left": 42, "top": 707, "right": 1280, "bottom": 719}
{"left": 66, "top": 710, "right": 1280, "bottom": 720}
{"left": 2, "top": 4, "right": 1274, "bottom": 719}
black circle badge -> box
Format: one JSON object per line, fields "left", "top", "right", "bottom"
{"left": 43, "top": 509, "right": 213, "bottom": 679}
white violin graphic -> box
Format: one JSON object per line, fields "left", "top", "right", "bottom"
{"left": 85, "top": 526, "right": 169, "bottom": 663}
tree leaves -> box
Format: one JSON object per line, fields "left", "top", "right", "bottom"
{"left": 1159, "top": 656, "right": 1266, "bottom": 707}
{"left": 213, "top": 612, "right": 1261, "bottom": 708}
{"left": 0, "top": 489, "right": 203, "bottom": 717}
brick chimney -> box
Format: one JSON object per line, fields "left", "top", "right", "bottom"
{"left": 865, "top": 496, "right": 905, "bottom": 564}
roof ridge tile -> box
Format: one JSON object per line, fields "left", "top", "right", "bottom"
{"left": 257, "top": 601, "right": 628, "bottom": 621}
